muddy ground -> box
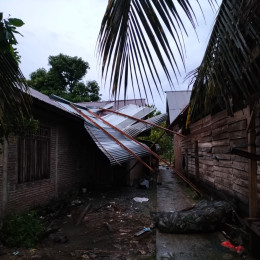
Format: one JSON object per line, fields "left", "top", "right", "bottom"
{"left": 1, "top": 183, "right": 157, "bottom": 260}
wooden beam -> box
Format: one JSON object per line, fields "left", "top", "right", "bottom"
{"left": 70, "top": 104, "right": 154, "bottom": 172}
{"left": 247, "top": 105, "right": 258, "bottom": 218}
{"left": 230, "top": 148, "right": 260, "bottom": 161}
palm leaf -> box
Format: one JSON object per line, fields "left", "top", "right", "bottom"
{"left": 188, "top": 0, "right": 260, "bottom": 121}
{"left": 97, "top": 0, "right": 217, "bottom": 99}
{"left": 0, "top": 46, "right": 31, "bottom": 139}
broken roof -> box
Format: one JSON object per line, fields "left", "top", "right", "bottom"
{"left": 124, "top": 113, "right": 167, "bottom": 138}
{"left": 102, "top": 104, "right": 154, "bottom": 130}
{"left": 30, "top": 89, "right": 166, "bottom": 167}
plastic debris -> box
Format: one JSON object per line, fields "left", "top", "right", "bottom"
{"left": 235, "top": 245, "right": 245, "bottom": 254}
{"left": 12, "top": 251, "right": 20, "bottom": 256}
{"left": 221, "top": 241, "right": 245, "bottom": 254}
{"left": 139, "top": 179, "right": 149, "bottom": 189}
{"left": 133, "top": 197, "right": 149, "bottom": 203}
{"left": 221, "top": 241, "right": 235, "bottom": 249}
{"left": 134, "top": 227, "right": 151, "bottom": 236}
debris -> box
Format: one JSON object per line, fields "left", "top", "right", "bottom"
{"left": 152, "top": 200, "right": 233, "bottom": 233}
{"left": 77, "top": 204, "right": 91, "bottom": 225}
{"left": 71, "top": 200, "right": 83, "bottom": 206}
{"left": 82, "top": 188, "right": 87, "bottom": 193}
{"left": 12, "top": 251, "right": 20, "bottom": 256}
{"left": 134, "top": 227, "right": 151, "bottom": 237}
{"left": 74, "top": 250, "right": 87, "bottom": 258}
{"left": 139, "top": 250, "right": 147, "bottom": 255}
{"left": 133, "top": 197, "right": 149, "bottom": 203}
{"left": 221, "top": 241, "right": 245, "bottom": 254}
{"left": 105, "top": 222, "right": 113, "bottom": 233}
{"left": 235, "top": 245, "right": 245, "bottom": 254}
{"left": 139, "top": 179, "right": 149, "bottom": 189}
{"left": 50, "top": 232, "right": 69, "bottom": 243}
{"left": 221, "top": 241, "right": 235, "bottom": 249}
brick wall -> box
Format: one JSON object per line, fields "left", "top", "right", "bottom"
{"left": 179, "top": 106, "right": 260, "bottom": 215}
{"left": 0, "top": 107, "right": 93, "bottom": 217}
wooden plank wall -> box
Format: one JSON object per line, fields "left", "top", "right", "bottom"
{"left": 182, "top": 106, "right": 260, "bottom": 215}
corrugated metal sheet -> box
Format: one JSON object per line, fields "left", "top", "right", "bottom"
{"left": 166, "top": 91, "right": 191, "bottom": 124}
{"left": 56, "top": 101, "right": 150, "bottom": 166}
{"left": 124, "top": 113, "right": 167, "bottom": 137}
{"left": 102, "top": 104, "right": 154, "bottom": 130}
{"left": 84, "top": 121, "right": 150, "bottom": 166}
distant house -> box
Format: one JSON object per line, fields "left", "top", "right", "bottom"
{"left": 0, "top": 90, "right": 165, "bottom": 217}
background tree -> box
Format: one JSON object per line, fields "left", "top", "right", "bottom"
{"left": 28, "top": 54, "right": 101, "bottom": 102}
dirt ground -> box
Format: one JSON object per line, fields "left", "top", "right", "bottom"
{"left": 0, "top": 183, "right": 157, "bottom": 260}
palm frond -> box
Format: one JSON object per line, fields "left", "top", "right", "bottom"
{"left": 97, "top": 0, "right": 216, "bottom": 99}
{"left": 188, "top": 0, "right": 260, "bottom": 121}
{"left": 0, "top": 45, "right": 32, "bottom": 130}
{"left": 0, "top": 14, "right": 32, "bottom": 139}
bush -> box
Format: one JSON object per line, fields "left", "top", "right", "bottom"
{"left": 1, "top": 210, "right": 45, "bottom": 248}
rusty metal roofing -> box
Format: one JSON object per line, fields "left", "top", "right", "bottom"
{"left": 102, "top": 104, "right": 154, "bottom": 130}
{"left": 166, "top": 91, "right": 191, "bottom": 124}
{"left": 54, "top": 98, "right": 150, "bottom": 166}
{"left": 124, "top": 113, "right": 167, "bottom": 137}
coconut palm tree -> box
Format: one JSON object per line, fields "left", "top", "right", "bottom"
{"left": 98, "top": 0, "right": 260, "bottom": 119}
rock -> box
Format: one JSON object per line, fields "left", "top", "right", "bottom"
{"left": 152, "top": 200, "right": 233, "bottom": 233}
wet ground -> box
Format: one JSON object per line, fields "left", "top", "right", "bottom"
{"left": 157, "top": 166, "right": 255, "bottom": 260}
{"left": 0, "top": 185, "right": 157, "bottom": 260}
{"left": 0, "top": 166, "right": 258, "bottom": 259}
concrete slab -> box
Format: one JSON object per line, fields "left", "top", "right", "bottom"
{"left": 156, "top": 166, "right": 242, "bottom": 260}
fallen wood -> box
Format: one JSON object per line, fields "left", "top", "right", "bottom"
{"left": 105, "top": 222, "right": 113, "bottom": 233}
{"left": 76, "top": 204, "right": 91, "bottom": 225}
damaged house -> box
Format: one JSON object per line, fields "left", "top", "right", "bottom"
{"left": 166, "top": 0, "right": 260, "bottom": 237}
{"left": 0, "top": 88, "right": 166, "bottom": 217}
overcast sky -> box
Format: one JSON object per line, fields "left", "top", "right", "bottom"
{"left": 2, "top": 0, "right": 221, "bottom": 112}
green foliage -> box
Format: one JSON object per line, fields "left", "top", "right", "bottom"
{"left": 0, "top": 13, "right": 35, "bottom": 144}
{"left": 0, "top": 13, "right": 24, "bottom": 62}
{"left": 139, "top": 106, "right": 174, "bottom": 162}
{"left": 27, "top": 54, "right": 101, "bottom": 102}
{"left": 142, "top": 121, "right": 174, "bottom": 162}
{"left": 0, "top": 117, "right": 38, "bottom": 145}
{"left": 1, "top": 210, "right": 45, "bottom": 248}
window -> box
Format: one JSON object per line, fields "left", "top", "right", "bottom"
{"left": 18, "top": 126, "right": 50, "bottom": 183}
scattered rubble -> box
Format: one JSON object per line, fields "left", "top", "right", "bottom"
{"left": 0, "top": 186, "right": 156, "bottom": 259}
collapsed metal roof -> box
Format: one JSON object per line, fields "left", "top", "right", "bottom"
{"left": 33, "top": 93, "right": 167, "bottom": 167}
{"left": 102, "top": 104, "right": 154, "bottom": 130}
{"left": 54, "top": 99, "right": 152, "bottom": 166}
{"left": 84, "top": 121, "right": 150, "bottom": 166}
{"left": 124, "top": 113, "right": 167, "bottom": 137}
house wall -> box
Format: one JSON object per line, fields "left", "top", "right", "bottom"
{"left": 0, "top": 107, "right": 93, "bottom": 217}
{"left": 174, "top": 134, "right": 183, "bottom": 173}
{"left": 177, "top": 106, "right": 260, "bottom": 215}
